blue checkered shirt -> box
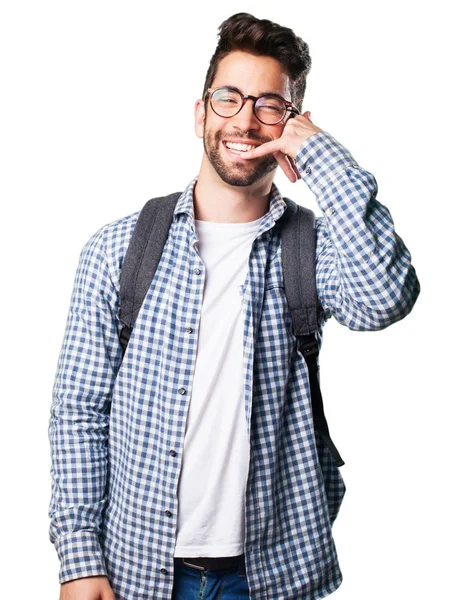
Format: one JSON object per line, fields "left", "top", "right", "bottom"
{"left": 48, "top": 130, "right": 420, "bottom": 599}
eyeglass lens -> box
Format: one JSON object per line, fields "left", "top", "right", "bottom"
{"left": 211, "top": 88, "right": 286, "bottom": 124}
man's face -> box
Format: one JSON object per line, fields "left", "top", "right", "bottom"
{"left": 195, "top": 51, "right": 292, "bottom": 187}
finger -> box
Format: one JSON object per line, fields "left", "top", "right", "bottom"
{"left": 274, "top": 151, "right": 298, "bottom": 183}
{"left": 288, "top": 155, "right": 302, "bottom": 180}
{"left": 239, "top": 139, "right": 283, "bottom": 160}
{"left": 283, "top": 154, "right": 301, "bottom": 180}
{"left": 281, "top": 152, "right": 301, "bottom": 180}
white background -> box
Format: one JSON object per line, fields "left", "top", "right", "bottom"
{"left": 1, "top": 1, "right": 466, "bottom": 598}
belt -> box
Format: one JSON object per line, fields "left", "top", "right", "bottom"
{"left": 175, "top": 554, "right": 244, "bottom": 571}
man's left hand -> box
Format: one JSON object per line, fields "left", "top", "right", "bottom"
{"left": 239, "top": 111, "right": 323, "bottom": 183}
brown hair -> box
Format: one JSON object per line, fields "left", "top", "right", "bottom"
{"left": 202, "top": 12, "right": 312, "bottom": 112}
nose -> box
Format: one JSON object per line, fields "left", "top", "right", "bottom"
{"left": 231, "top": 98, "right": 261, "bottom": 131}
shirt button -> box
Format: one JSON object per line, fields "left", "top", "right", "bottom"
{"left": 178, "top": 387, "right": 186, "bottom": 395}
{"left": 326, "top": 206, "right": 335, "bottom": 216}
{"left": 351, "top": 163, "right": 359, "bottom": 168}
{"left": 170, "top": 449, "right": 177, "bottom": 457}
{"left": 165, "top": 510, "right": 173, "bottom": 517}
{"left": 186, "top": 327, "right": 193, "bottom": 334}
{"left": 160, "top": 568, "right": 168, "bottom": 575}
{"left": 194, "top": 268, "right": 201, "bottom": 275}
{"left": 305, "top": 166, "right": 312, "bottom": 175}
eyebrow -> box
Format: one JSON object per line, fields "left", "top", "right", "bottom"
{"left": 224, "top": 85, "right": 288, "bottom": 99}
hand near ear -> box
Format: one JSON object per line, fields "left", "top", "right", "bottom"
{"left": 239, "top": 111, "right": 323, "bottom": 182}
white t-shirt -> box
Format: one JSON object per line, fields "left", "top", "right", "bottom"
{"left": 173, "top": 213, "right": 264, "bottom": 558}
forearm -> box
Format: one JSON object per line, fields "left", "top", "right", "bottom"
{"left": 48, "top": 226, "right": 122, "bottom": 583}
{"left": 296, "top": 131, "right": 421, "bottom": 330}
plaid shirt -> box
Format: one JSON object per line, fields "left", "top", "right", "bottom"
{"left": 48, "top": 130, "right": 420, "bottom": 599}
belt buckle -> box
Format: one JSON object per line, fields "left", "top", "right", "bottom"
{"left": 182, "top": 558, "right": 206, "bottom": 571}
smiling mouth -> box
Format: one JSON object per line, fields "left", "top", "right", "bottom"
{"left": 222, "top": 140, "right": 259, "bottom": 155}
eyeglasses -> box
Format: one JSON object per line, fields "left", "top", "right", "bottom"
{"left": 204, "top": 86, "right": 300, "bottom": 125}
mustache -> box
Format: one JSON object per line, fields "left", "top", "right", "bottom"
{"left": 215, "top": 131, "right": 271, "bottom": 145}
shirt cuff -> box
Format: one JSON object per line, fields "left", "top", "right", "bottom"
{"left": 55, "top": 530, "right": 108, "bottom": 584}
{"left": 295, "top": 130, "right": 360, "bottom": 202}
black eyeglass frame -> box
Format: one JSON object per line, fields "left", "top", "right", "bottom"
{"left": 204, "top": 86, "right": 300, "bottom": 125}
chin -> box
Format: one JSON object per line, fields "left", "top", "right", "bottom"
{"left": 214, "top": 152, "right": 277, "bottom": 187}
{"left": 203, "top": 130, "right": 277, "bottom": 187}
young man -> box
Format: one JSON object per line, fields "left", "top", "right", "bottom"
{"left": 49, "top": 12, "right": 420, "bottom": 600}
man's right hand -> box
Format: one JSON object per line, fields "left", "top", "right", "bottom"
{"left": 59, "top": 575, "right": 116, "bottom": 600}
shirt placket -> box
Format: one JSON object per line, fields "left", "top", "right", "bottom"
{"left": 157, "top": 216, "right": 208, "bottom": 596}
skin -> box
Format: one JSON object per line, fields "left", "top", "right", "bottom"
{"left": 193, "top": 50, "right": 323, "bottom": 223}
{"left": 59, "top": 49, "right": 323, "bottom": 600}
{"left": 59, "top": 575, "right": 115, "bottom": 600}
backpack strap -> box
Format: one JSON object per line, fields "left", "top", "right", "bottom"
{"left": 281, "top": 197, "right": 345, "bottom": 467}
{"left": 119, "top": 192, "right": 182, "bottom": 356}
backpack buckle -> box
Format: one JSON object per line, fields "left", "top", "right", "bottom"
{"left": 298, "top": 333, "right": 319, "bottom": 359}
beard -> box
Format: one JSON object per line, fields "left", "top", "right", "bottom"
{"left": 203, "top": 125, "right": 278, "bottom": 187}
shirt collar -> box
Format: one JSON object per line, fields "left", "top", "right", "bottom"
{"left": 173, "top": 175, "right": 287, "bottom": 231}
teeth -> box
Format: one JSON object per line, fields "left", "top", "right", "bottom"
{"left": 225, "top": 142, "right": 256, "bottom": 152}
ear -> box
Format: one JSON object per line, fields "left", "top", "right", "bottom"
{"left": 194, "top": 99, "right": 206, "bottom": 139}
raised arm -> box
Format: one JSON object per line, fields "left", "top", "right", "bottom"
{"left": 238, "top": 117, "right": 420, "bottom": 330}
{"left": 48, "top": 224, "right": 122, "bottom": 584}
{"left": 295, "top": 130, "right": 421, "bottom": 330}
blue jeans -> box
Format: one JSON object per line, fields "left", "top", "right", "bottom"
{"left": 171, "top": 555, "right": 250, "bottom": 599}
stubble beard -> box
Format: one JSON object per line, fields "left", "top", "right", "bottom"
{"left": 203, "top": 125, "right": 278, "bottom": 187}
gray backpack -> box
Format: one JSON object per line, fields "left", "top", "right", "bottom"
{"left": 119, "top": 192, "right": 344, "bottom": 469}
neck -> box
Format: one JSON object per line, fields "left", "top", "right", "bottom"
{"left": 193, "top": 155, "right": 275, "bottom": 223}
